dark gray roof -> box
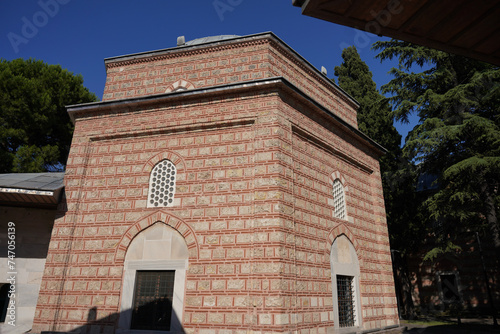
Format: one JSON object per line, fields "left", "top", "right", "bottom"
{"left": 0, "top": 173, "right": 65, "bottom": 208}
{"left": 185, "top": 35, "right": 240, "bottom": 46}
{"left": 0, "top": 173, "right": 64, "bottom": 191}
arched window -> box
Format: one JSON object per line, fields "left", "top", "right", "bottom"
{"left": 148, "top": 160, "right": 176, "bottom": 208}
{"left": 330, "top": 235, "right": 362, "bottom": 330}
{"left": 118, "top": 223, "right": 189, "bottom": 333}
{"left": 332, "top": 179, "right": 346, "bottom": 220}
{"left": 165, "top": 79, "right": 195, "bottom": 93}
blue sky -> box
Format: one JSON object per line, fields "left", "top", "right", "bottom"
{"left": 1, "top": 0, "right": 417, "bottom": 142}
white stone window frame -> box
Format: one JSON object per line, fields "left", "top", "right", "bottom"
{"left": 329, "top": 172, "right": 349, "bottom": 222}
{"left": 330, "top": 235, "right": 362, "bottom": 333}
{"left": 118, "top": 260, "right": 187, "bottom": 334}
{"left": 147, "top": 159, "right": 178, "bottom": 208}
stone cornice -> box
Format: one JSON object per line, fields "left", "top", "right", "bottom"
{"left": 104, "top": 34, "right": 270, "bottom": 69}
{"left": 67, "top": 77, "right": 385, "bottom": 156}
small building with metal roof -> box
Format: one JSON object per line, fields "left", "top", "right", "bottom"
{"left": 0, "top": 172, "right": 65, "bottom": 333}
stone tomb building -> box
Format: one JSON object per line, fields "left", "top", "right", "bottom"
{"left": 32, "top": 33, "right": 399, "bottom": 333}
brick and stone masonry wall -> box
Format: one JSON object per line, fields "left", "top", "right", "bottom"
{"left": 406, "top": 235, "right": 500, "bottom": 315}
{"left": 101, "top": 34, "right": 358, "bottom": 128}
{"left": 32, "top": 34, "right": 398, "bottom": 333}
{"left": 277, "top": 93, "right": 398, "bottom": 331}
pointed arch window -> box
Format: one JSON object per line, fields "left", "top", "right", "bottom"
{"left": 332, "top": 179, "right": 346, "bottom": 220}
{"left": 118, "top": 223, "right": 189, "bottom": 333}
{"left": 148, "top": 159, "right": 176, "bottom": 208}
{"left": 330, "top": 235, "right": 362, "bottom": 330}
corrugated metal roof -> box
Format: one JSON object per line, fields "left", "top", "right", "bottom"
{"left": 0, "top": 173, "right": 64, "bottom": 190}
{"left": 0, "top": 173, "right": 65, "bottom": 208}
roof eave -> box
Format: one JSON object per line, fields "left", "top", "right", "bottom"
{"left": 67, "top": 77, "right": 385, "bottom": 156}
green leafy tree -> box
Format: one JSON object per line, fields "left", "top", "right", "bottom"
{"left": 373, "top": 40, "right": 500, "bottom": 264}
{"left": 0, "top": 58, "right": 98, "bottom": 172}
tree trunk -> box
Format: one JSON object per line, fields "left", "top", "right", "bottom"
{"left": 483, "top": 183, "right": 500, "bottom": 269}
{"left": 392, "top": 251, "right": 416, "bottom": 319}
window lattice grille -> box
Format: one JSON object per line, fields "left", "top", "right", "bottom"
{"left": 337, "top": 275, "right": 355, "bottom": 328}
{"left": 131, "top": 271, "right": 175, "bottom": 331}
{"left": 148, "top": 159, "right": 176, "bottom": 207}
{"left": 440, "top": 274, "right": 460, "bottom": 303}
{"left": 332, "top": 179, "right": 346, "bottom": 220}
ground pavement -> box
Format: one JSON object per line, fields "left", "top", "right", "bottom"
{"left": 401, "top": 318, "right": 500, "bottom": 333}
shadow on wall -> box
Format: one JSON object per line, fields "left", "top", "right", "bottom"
{"left": 41, "top": 300, "right": 184, "bottom": 334}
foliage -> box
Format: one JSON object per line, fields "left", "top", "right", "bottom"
{"left": 0, "top": 58, "right": 98, "bottom": 172}
{"left": 334, "top": 46, "right": 401, "bottom": 152}
{"left": 333, "top": 46, "right": 423, "bottom": 254}
{"left": 373, "top": 40, "right": 500, "bottom": 262}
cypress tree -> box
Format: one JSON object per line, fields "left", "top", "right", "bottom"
{"left": 335, "top": 46, "right": 433, "bottom": 318}
{"left": 334, "top": 46, "right": 401, "bottom": 152}
{"left": 334, "top": 47, "right": 412, "bottom": 251}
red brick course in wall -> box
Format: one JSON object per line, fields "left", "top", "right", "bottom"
{"left": 101, "top": 34, "right": 358, "bottom": 128}
{"left": 404, "top": 235, "right": 499, "bottom": 316}
{"left": 32, "top": 33, "right": 399, "bottom": 334}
